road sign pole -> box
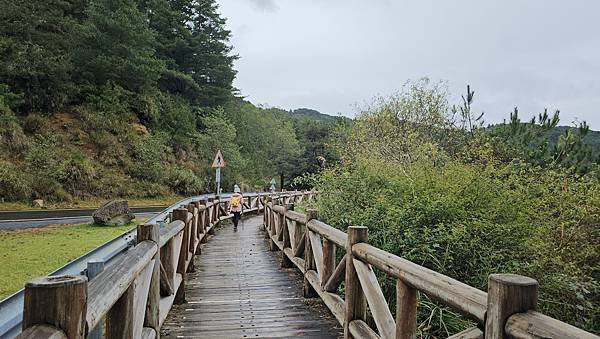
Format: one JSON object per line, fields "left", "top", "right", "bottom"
{"left": 216, "top": 167, "right": 221, "bottom": 195}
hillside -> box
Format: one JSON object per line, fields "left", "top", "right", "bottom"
{"left": 288, "top": 108, "right": 348, "bottom": 124}
{"left": 548, "top": 125, "right": 600, "bottom": 154}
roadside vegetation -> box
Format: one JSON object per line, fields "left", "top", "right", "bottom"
{"left": 0, "top": 220, "right": 142, "bottom": 299}
{"left": 304, "top": 79, "right": 599, "bottom": 335}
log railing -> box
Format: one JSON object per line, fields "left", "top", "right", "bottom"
{"left": 264, "top": 199, "right": 599, "bottom": 339}
{"left": 16, "top": 191, "right": 316, "bottom": 339}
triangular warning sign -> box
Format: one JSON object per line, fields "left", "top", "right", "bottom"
{"left": 211, "top": 150, "right": 225, "bottom": 168}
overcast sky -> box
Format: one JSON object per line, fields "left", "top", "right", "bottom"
{"left": 218, "top": 0, "right": 600, "bottom": 129}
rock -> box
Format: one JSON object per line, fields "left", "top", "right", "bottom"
{"left": 93, "top": 199, "right": 135, "bottom": 226}
{"left": 32, "top": 199, "right": 44, "bottom": 208}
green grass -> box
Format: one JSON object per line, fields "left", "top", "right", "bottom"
{"left": 0, "top": 220, "right": 142, "bottom": 299}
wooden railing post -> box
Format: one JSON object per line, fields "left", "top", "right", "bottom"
{"left": 344, "top": 226, "right": 368, "bottom": 339}
{"left": 138, "top": 223, "right": 160, "bottom": 338}
{"left": 303, "top": 209, "right": 318, "bottom": 298}
{"left": 396, "top": 279, "right": 417, "bottom": 339}
{"left": 321, "top": 238, "right": 335, "bottom": 289}
{"left": 485, "top": 274, "right": 538, "bottom": 339}
{"left": 264, "top": 197, "right": 272, "bottom": 239}
{"left": 87, "top": 260, "right": 105, "bottom": 339}
{"left": 207, "top": 198, "right": 216, "bottom": 234}
{"left": 160, "top": 237, "right": 175, "bottom": 297}
{"left": 173, "top": 208, "right": 189, "bottom": 304}
{"left": 185, "top": 204, "right": 197, "bottom": 273}
{"left": 22, "top": 275, "right": 87, "bottom": 339}
{"left": 281, "top": 203, "right": 293, "bottom": 268}
{"left": 199, "top": 198, "right": 209, "bottom": 242}
{"left": 186, "top": 204, "right": 197, "bottom": 251}
{"left": 268, "top": 199, "right": 278, "bottom": 251}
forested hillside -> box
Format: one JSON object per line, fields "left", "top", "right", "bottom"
{"left": 0, "top": 0, "right": 342, "bottom": 204}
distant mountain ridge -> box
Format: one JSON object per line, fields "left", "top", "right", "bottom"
{"left": 548, "top": 125, "right": 600, "bottom": 153}
{"left": 288, "top": 108, "right": 349, "bottom": 123}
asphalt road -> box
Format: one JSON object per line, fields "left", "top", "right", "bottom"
{"left": 0, "top": 206, "right": 166, "bottom": 230}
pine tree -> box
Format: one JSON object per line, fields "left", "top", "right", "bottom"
{"left": 0, "top": 0, "right": 82, "bottom": 111}
{"left": 144, "top": 0, "right": 237, "bottom": 107}
{"left": 75, "top": 0, "right": 164, "bottom": 96}
{"left": 189, "top": 0, "right": 237, "bottom": 107}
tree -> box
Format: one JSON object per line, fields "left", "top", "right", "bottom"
{"left": 0, "top": 0, "right": 82, "bottom": 111}
{"left": 75, "top": 0, "right": 164, "bottom": 98}
{"left": 144, "top": 0, "right": 236, "bottom": 107}
{"left": 188, "top": 0, "right": 237, "bottom": 107}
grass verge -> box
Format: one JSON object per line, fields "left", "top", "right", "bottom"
{"left": 0, "top": 220, "right": 143, "bottom": 299}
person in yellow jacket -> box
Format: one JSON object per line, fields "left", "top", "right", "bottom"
{"left": 229, "top": 185, "right": 243, "bottom": 230}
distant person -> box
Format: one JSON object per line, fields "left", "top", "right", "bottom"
{"left": 229, "top": 185, "right": 243, "bottom": 230}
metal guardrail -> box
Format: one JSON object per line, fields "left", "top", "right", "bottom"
{"left": 0, "top": 192, "right": 256, "bottom": 338}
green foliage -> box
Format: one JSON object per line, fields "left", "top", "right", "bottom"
{"left": 167, "top": 166, "right": 203, "bottom": 196}
{"left": 314, "top": 82, "right": 599, "bottom": 334}
{"left": 224, "top": 100, "right": 305, "bottom": 188}
{"left": 0, "top": 0, "right": 79, "bottom": 110}
{"left": 129, "top": 134, "right": 166, "bottom": 182}
{"left": 0, "top": 0, "right": 335, "bottom": 202}
{"left": 0, "top": 161, "right": 31, "bottom": 200}
{"left": 0, "top": 86, "right": 27, "bottom": 152}
{"left": 75, "top": 0, "right": 164, "bottom": 99}
{"left": 491, "top": 108, "right": 598, "bottom": 174}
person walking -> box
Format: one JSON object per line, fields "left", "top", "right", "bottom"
{"left": 229, "top": 185, "right": 244, "bottom": 230}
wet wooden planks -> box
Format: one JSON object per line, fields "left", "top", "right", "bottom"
{"left": 161, "top": 215, "right": 342, "bottom": 338}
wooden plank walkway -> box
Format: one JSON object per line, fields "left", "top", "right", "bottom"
{"left": 161, "top": 215, "right": 342, "bottom": 338}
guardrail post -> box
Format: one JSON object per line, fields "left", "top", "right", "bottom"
{"left": 303, "top": 209, "right": 318, "bottom": 298}
{"left": 22, "top": 275, "right": 87, "bottom": 339}
{"left": 87, "top": 260, "right": 105, "bottom": 339}
{"left": 344, "top": 226, "right": 368, "bottom": 339}
{"left": 173, "top": 208, "right": 189, "bottom": 304}
{"left": 138, "top": 223, "right": 160, "bottom": 338}
{"left": 485, "top": 274, "right": 538, "bottom": 339}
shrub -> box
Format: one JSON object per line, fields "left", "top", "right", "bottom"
{"left": 22, "top": 114, "right": 49, "bottom": 134}
{"left": 315, "top": 158, "right": 599, "bottom": 334}
{"left": 0, "top": 161, "right": 31, "bottom": 200}
{"left": 0, "top": 87, "right": 27, "bottom": 153}
{"left": 128, "top": 134, "right": 166, "bottom": 183}
{"left": 167, "top": 166, "right": 203, "bottom": 196}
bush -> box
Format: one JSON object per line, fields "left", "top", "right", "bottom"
{"left": 313, "top": 84, "right": 599, "bottom": 335}
{"left": 0, "top": 86, "right": 27, "bottom": 153}
{"left": 22, "top": 114, "right": 49, "bottom": 134}
{"left": 167, "top": 166, "right": 203, "bottom": 196}
{"left": 0, "top": 161, "right": 31, "bottom": 200}
{"left": 315, "top": 158, "right": 599, "bottom": 334}
{"left": 128, "top": 134, "right": 166, "bottom": 183}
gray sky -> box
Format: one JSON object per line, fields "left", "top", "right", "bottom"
{"left": 218, "top": 0, "right": 600, "bottom": 129}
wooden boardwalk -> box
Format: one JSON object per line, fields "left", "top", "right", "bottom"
{"left": 161, "top": 215, "right": 342, "bottom": 338}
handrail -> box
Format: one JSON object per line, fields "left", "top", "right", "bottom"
{"left": 14, "top": 190, "right": 315, "bottom": 338}
{"left": 263, "top": 199, "right": 599, "bottom": 339}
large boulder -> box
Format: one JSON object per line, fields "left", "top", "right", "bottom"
{"left": 93, "top": 199, "right": 135, "bottom": 226}
{"left": 32, "top": 199, "right": 44, "bottom": 208}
